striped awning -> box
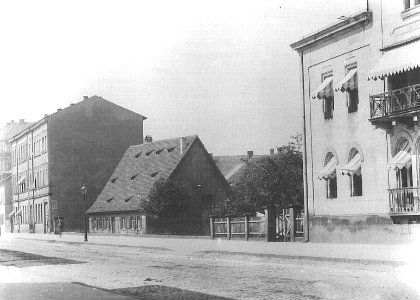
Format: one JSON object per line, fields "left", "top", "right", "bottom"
{"left": 8, "top": 211, "right": 15, "bottom": 217}
{"left": 367, "top": 40, "right": 420, "bottom": 81}
{"left": 16, "top": 209, "right": 22, "bottom": 216}
{"left": 340, "top": 153, "right": 362, "bottom": 176}
{"left": 335, "top": 69, "right": 357, "bottom": 92}
{"left": 312, "top": 76, "right": 333, "bottom": 99}
{"left": 318, "top": 156, "right": 337, "bottom": 180}
{"left": 388, "top": 150, "right": 412, "bottom": 170}
{"left": 17, "top": 176, "right": 25, "bottom": 185}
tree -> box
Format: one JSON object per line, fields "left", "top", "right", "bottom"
{"left": 141, "top": 178, "right": 190, "bottom": 218}
{"left": 215, "top": 133, "right": 303, "bottom": 215}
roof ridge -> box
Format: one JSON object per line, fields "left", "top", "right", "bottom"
{"left": 128, "top": 135, "right": 198, "bottom": 148}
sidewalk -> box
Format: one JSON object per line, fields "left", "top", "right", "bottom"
{"left": 1, "top": 232, "right": 415, "bottom": 265}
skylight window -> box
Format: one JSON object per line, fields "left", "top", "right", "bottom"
{"left": 167, "top": 147, "right": 176, "bottom": 153}
{"left": 125, "top": 196, "right": 133, "bottom": 202}
{"left": 135, "top": 152, "right": 142, "bottom": 158}
{"left": 185, "top": 142, "right": 190, "bottom": 148}
{"left": 151, "top": 171, "right": 159, "bottom": 177}
{"left": 106, "top": 197, "right": 114, "bottom": 203}
{"left": 156, "top": 149, "right": 164, "bottom": 155}
{"left": 111, "top": 177, "right": 118, "bottom": 183}
{"left": 130, "top": 174, "right": 138, "bottom": 180}
{"left": 146, "top": 150, "right": 154, "bottom": 156}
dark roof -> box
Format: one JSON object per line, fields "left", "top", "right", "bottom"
{"left": 0, "top": 122, "right": 34, "bottom": 141}
{"left": 213, "top": 155, "right": 267, "bottom": 184}
{"left": 9, "top": 95, "right": 146, "bottom": 141}
{"left": 87, "top": 135, "right": 198, "bottom": 214}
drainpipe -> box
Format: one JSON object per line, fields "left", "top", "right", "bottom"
{"left": 299, "top": 51, "right": 310, "bottom": 243}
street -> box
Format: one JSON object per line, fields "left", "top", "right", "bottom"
{"left": 0, "top": 238, "right": 418, "bottom": 299}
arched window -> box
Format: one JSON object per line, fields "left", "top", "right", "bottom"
{"left": 390, "top": 138, "right": 412, "bottom": 188}
{"left": 320, "top": 152, "right": 337, "bottom": 199}
{"left": 346, "top": 148, "right": 362, "bottom": 196}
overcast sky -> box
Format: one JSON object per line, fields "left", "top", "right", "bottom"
{"left": 0, "top": 0, "right": 366, "bottom": 155}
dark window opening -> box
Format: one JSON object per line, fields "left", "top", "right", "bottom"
{"left": 405, "top": 0, "right": 410, "bottom": 9}
{"left": 323, "top": 97, "right": 334, "bottom": 120}
{"left": 125, "top": 196, "right": 133, "bottom": 202}
{"left": 156, "top": 149, "right": 164, "bottom": 155}
{"left": 111, "top": 177, "right": 118, "bottom": 183}
{"left": 348, "top": 89, "right": 359, "bottom": 113}
{"left": 130, "top": 174, "right": 138, "bottom": 180}
{"left": 151, "top": 171, "right": 159, "bottom": 177}
{"left": 106, "top": 197, "right": 114, "bottom": 203}
{"left": 146, "top": 150, "right": 154, "bottom": 156}
{"left": 326, "top": 175, "right": 337, "bottom": 199}
{"left": 135, "top": 152, "right": 142, "bottom": 158}
{"left": 351, "top": 174, "right": 363, "bottom": 196}
{"left": 167, "top": 147, "right": 176, "bottom": 153}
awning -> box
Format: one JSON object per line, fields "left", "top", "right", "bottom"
{"left": 8, "top": 211, "right": 15, "bottom": 217}
{"left": 388, "top": 150, "right": 412, "bottom": 170}
{"left": 16, "top": 209, "right": 22, "bottom": 216}
{"left": 17, "top": 176, "right": 25, "bottom": 185}
{"left": 335, "top": 69, "right": 357, "bottom": 92}
{"left": 367, "top": 40, "right": 420, "bottom": 80}
{"left": 340, "top": 153, "right": 362, "bottom": 176}
{"left": 318, "top": 157, "right": 337, "bottom": 180}
{"left": 312, "top": 76, "right": 333, "bottom": 99}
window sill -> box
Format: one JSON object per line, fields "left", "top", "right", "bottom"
{"left": 401, "top": 5, "right": 420, "bottom": 19}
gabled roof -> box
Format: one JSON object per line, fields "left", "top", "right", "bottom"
{"left": 87, "top": 135, "right": 198, "bottom": 214}
{"left": 213, "top": 155, "right": 266, "bottom": 185}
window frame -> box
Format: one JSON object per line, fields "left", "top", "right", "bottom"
{"left": 321, "top": 72, "right": 334, "bottom": 120}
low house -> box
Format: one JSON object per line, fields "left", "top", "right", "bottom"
{"left": 86, "top": 135, "right": 228, "bottom": 235}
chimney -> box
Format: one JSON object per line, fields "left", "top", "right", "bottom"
{"left": 83, "top": 96, "right": 89, "bottom": 100}
{"left": 57, "top": 108, "right": 62, "bottom": 112}
{"left": 180, "top": 138, "right": 183, "bottom": 154}
{"left": 70, "top": 103, "right": 75, "bottom": 106}
{"left": 247, "top": 151, "right": 253, "bottom": 159}
{"left": 44, "top": 114, "right": 49, "bottom": 118}
{"left": 11, "top": 120, "right": 15, "bottom": 124}
{"left": 19, "top": 119, "right": 25, "bottom": 124}
{"left": 270, "top": 149, "right": 274, "bottom": 155}
{"left": 144, "top": 135, "right": 153, "bottom": 143}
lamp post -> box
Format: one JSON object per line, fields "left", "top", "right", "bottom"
{"left": 81, "top": 185, "right": 88, "bottom": 242}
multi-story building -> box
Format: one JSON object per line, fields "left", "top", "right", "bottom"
{"left": 291, "top": 1, "right": 420, "bottom": 243}
{"left": 0, "top": 120, "right": 34, "bottom": 233}
{"left": 9, "top": 95, "right": 146, "bottom": 233}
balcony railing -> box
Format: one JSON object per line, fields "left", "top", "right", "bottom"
{"left": 370, "top": 83, "right": 420, "bottom": 119}
{"left": 389, "top": 187, "right": 420, "bottom": 214}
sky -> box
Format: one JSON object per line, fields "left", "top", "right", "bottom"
{"left": 0, "top": 0, "right": 366, "bottom": 155}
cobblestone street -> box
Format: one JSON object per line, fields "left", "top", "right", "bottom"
{"left": 0, "top": 238, "right": 419, "bottom": 299}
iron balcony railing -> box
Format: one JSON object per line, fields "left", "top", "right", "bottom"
{"left": 370, "top": 83, "right": 420, "bottom": 119}
{"left": 388, "top": 187, "right": 420, "bottom": 214}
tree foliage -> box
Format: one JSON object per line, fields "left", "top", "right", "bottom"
{"left": 214, "top": 133, "right": 303, "bottom": 215}
{"left": 141, "top": 178, "right": 190, "bottom": 218}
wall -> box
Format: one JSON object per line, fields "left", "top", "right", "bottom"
{"left": 170, "top": 138, "right": 228, "bottom": 234}
{"left": 48, "top": 97, "right": 144, "bottom": 231}
{"left": 89, "top": 213, "right": 149, "bottom": 235}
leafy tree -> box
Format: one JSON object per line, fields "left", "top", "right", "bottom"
{"left": 211, "top": 133, "right": 303, "bottom": 215}
{"left": 141, "top": 178, "right": 190, "bottom": 218}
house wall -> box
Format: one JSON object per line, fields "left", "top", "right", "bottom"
{"left": 0, "top": 177, "right": 12, "bottom": 233}
{"left": 48, "top": 97, "right": 144, "bottom": 232}
{"left": 299, "top": 1, "right": 420, "bottom": 243}
{"left": 171, "top": 139, "right": 228, "bottom": 234}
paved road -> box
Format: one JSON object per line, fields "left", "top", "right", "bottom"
{"left": 0, "top": 238, "right": 419, "bottom": 299}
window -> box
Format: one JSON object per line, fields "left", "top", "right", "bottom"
{"left": 312, "top": 73, "right": 334, "bottom": 120}
{"left": 325, "top": 153, "right": 337, "bottom": 199}
{"left": 346, "top": 148, "right": 363, "bottom": 197}
{"left": 121, "top": 217, "right": 126, "bottom": 229}
{"left": 130, "top": 174, "right": 138, "bottom": 180}
{"left": 137, "top": 216, "right": 142, "bottom": 230}
{"left": 130, "top": 216, "right": 135, "bottom": 229}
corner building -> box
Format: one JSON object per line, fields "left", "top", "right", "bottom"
{"left": 291, "top": 1, "right": 420, "bottom": 243}
{"left": 9, "top": 96, "right": 145, "bottom": 233}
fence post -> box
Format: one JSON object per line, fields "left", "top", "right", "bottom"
{"left": 244, "top": 213, "right": 251, "bottom": 241}
{"left": 209, "top": 216, "right": 215, "bottom": 239}
{"left": 226, "top": 215, "right": 232, "bottom": 240}
{"left": 290, "top": 206, "right": 296, "bottom": 242}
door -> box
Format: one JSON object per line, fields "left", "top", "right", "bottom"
{"left": 111, "top": 217, "right": 115, "bottom": 233}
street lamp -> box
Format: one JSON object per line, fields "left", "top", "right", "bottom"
{"left": 81, "top": 185, "right": 88, "bottom": 242}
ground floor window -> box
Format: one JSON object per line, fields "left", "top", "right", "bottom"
{"left": 136, "top": 216, "right": 142, "bottom": 230}
{"left": 326, "top": 176, "right": 337, "bottom": 199}
{"left": 121, "top": 217, "right": 126, "bottom": 229}
{"left": 350, "top": 174, "right": 362, "bottom": 196}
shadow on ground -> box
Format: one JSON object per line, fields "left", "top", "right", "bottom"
{"left": 112, "top": 285, "right": 234, "bottom": 300}
{"left": 0, "top": 249, "right": 84, "bottom": 268}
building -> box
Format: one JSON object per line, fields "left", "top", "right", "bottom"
{"left": 9, "top": 96, "right": 146, "bottom": 233}
{"left": 87, "top": 135, "right": 228, "bottom": 235}
{"left": 0, "top": 120, "right": 34, "bottom": 233}
{"left": 291, "top": 1, "right": 420, "bottom": 243}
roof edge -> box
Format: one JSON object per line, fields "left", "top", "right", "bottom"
{"left": 290, "top": 10, "right": 372, "bottom": 52}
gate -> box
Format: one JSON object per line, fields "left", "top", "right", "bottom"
{"left": 277, "top": 205, "right": 303, "bottom": 242}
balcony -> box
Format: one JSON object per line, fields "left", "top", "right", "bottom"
{"left": 369, "top": 83, "right": 420, "bottom": 126}
{"left": 389, "top": 187, "right": 420, "bottom": 215}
